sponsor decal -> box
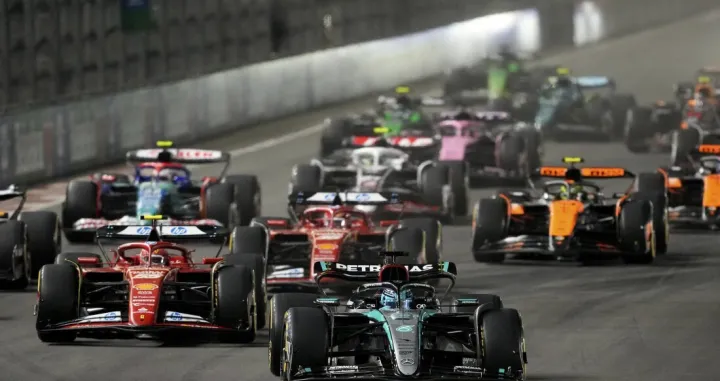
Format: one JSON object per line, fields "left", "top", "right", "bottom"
{"left": 135, "top": 226, "right": 152, "bottom": 235}
{"left": 396, "top": 325, "right": 413, "bottom": 333}
{"left": 268, "top": 268, "right": 305, "bottom": 279}
{"left": 316, "top": 243, "right": 337, "bottom": 250}
{"left": 104, "top": 311, "right": 120, "bottom": 321}
{"left": 131, "top": 271, "right": 165, "bottom": 279}
{"left": 166, "top": 311, "right": 183, "bottom": 321}
{"left": 134, "top": 283, "right": 158, "bottom": 291}
{"left": 399, "top": 351, "right": 413, "bottom": 355}
{"left": 454, "top": 366, "right": 484, "bottom": 374}
{"left": 335, "top": 264, "right": 434, "bottom": 272}
{"left": 400, "top": 358, "right": 415, "bottom": 366}
{"left": 326, "top": 366, "right": 358, "bottom": 374}
{"left": 133, "top": 302, "right": 155, "bottom": 307}
{"left": 135, "top": 307, "right": 154, "bottom": 314}
{"left": 169, "top": 226, "right": 187, "bottom": 235}
{"left": 137, "top": 290, "right": 153, "bottom": 295}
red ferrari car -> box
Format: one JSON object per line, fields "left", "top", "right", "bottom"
{"left": 229, "top": 192, "right": 443, "bottom": 293}
{"left": 35, "top": 216, "right": 258, "bottom": 344}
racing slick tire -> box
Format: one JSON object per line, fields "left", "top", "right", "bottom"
{"left": 20, "top": 211, "right": 61, "bottom": 275}
{"left": 0, "top": 221, "right": 30, "bottom": 289}
{"left": 451, "top": 294, "right": 503, "bottom": 314}
{"left": 229, "top": 226, "right": 268, "bottom": 256}
{"left": 61, "top": 180, "right": 98, "bottom": 243}
{"left": 421, "top": 165, "right": 452, "bottom": 218}
{"left": 399, "top": 217, "right": 442, "bottom": 263}
{"left": 281, "top": 307, "right": 330, "bottom": 379}
{"left": 225, "top": 252, "right": 266, "bottom": 329}
{"left": 618, "top": 200, "right": 656, "bottom": 264}
{"left": 205, "top": 182, "right": 236, "bottom": 227}
{"left": 269, "top": 293, "right": 319, "bottom": 376}
{"left": 477, "top": 308, "right": 526, "bottom": 378}
{"left": 54, "top": 252, "right": 103, "bottom": 267}
{"left": 223, "top": 175, "right": 262, "bottom": 226}
{"left": 624, "top": 106, "right": 653, "bottom": 153}
{"left": 610, "top": 94, "right": 637, "bottom": 138}
{"left": 320, "top": 118, "right": 352, "bottom": 157}
{"left": 36, "top": 264, "right": 79, "bottom": 343}
{"left": 435, "top": 161, "right": 467, "bottom": 217}
{"left": 388, "top": 227, "right": 425, "bottom": 264}
{"left": 497, "top": 133, "right": 528, "bottom": 177}
{"left": 214, "top": 264, "right": 257, "bottom": 343}
{"left": 471, "top": 199, "right": 509, "bottom": 263}
{"left": 290, "top": 164, "right": 322, "bottom": 193}
{"left": 671, "top": 127, "right": 700, "bottom": 166}
{"left": 634, "top": 172, "right": 669, "bottom": 254}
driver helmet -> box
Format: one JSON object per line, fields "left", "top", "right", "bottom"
{"left": 556, "top": 76, "right": 572, "bottom": 88}
{"left": 379, "top": 288, "right": 414, "bottom": 309}
{"left": 140, "top": 248, "right": 169, "bottom": 266}
{"left": 558, "top": 183, "right": 585, "bottom": 201}
{"left": 696, "top": 85, "right": 713, "bottom": 100}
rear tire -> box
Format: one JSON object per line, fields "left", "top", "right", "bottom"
{"left": 20, "top": 211, "right": 61, "bottom": 275}
{"left": 205, "top": 183, "right": 235, "bottom": 227}
{"left": 671, "top": 128, "right": 700, "bottom": 166}
{"left": 36, "top": 264, "right": 79, "bottom": 343}
{"left": 215, "top": 265, "right": 256, "bottom": 343}
{"left": 471, "top": 199, "right": 509, "bottom": 263}
{"left": 223, "top": 175, "right": 261, "bottom": 226}
{"left": 0, "top": 221, "right": 29, "bottom": 289}
{"left": 437, "top": 161, "right": 468, "bottom": 216}
{"left": 268, "top": 293, "right": 319, "bottom": 376}
{"left": 291, "top": 164, "right": 322, "bottom": 193}
{"left": 624, "top": 107, "right": 653, "bottom": 153}
{"left": 399, "top": 217, "right": 442, "bottom": 263}
{"left": 62, "top": 180, "right": 98, "bottom": 243}
{"left": 634, "top": 172, "right": 668, "bottom": 254}
{"left": 388, "top": 227, "right": 425, "bottom": 264}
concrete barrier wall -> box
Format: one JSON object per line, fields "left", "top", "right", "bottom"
{"left": 1, "top": 0, "right": 717, "bottom": 186}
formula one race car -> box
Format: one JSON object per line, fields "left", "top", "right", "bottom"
{"left": 35, "top": 216, "right": 260, "bottom": 344}
{"left": 434, "top": 109, "right": 542, "bottom": 186}
{"left": 229, "top": 192, "right": 444, "bottom": 294}
{"left": 663, "top": 144, "right": 720, "bottom": 229}
{"left": 291, "top": 147, "right": 461, "bottom": 219}
{"left": 673, "top": 68, "right": 720, "bottom": 105}
{"left": 623, "top": 100, "right": 682, "bottom": 153}
{"left": 626, "top": 75, "right": 720, "bottom": 154}
{"left": 267, "top": 253, "right": 527, "bottom": 380}
{"left": 0, "top": 185, "right": 61, "bottom": 289}
{"left": 471, "top": 157, "right": 668, "bottom": 264}
{"left": 534, "top": 73, "right": 636, "bottom": 140}
{"left": 62, "top": 141, "right": 261, "bottom": 242}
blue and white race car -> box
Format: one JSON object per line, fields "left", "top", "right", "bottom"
{"left": 61, "top": 141, "right": 261, "bottom": 242}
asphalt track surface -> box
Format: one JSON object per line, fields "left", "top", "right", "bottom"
{"left": 3, "top": 12, "right": 720, "bottom": 381}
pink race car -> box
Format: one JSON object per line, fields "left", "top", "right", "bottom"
{"left": 434, "top": 110, "right": 543, "bottom": 187}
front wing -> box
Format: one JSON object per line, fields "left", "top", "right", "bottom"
{"left": 70, "top": 216, "right": 223, "bottom": 231}
{"left": 289, "top": 364, "right": 522, "bottom": 381}
{"left": 474, "top": 233, "right": 623, "bottom": 258}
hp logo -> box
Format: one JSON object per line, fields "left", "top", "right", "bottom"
{"left": 136, "top": 227, "right": 152, "bottom": 235}
{"left": 169, "top": 226, "right": 187, "bottom": 235}
{"left": 355, "top": 193, "right": 370, "bottom": 201}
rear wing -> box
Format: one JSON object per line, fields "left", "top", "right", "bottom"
{"left": 289, "top": 191, "right": 405, "bottom": 206}
{"left": 126, "top": 148, "right": 229, "bottom": 164}
{"left": 96, "top": 224, "right": 229, "bottom": 241}
{"left": 575, "top": 76, "right": 616, "bottom": 89}
{"left": 533, "top": 166, "right": 634, "bottom": 179}
{"left": 313, "top": 260, "right": 457, "bottom": 283}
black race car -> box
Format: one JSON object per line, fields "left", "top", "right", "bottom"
{"left": 0, "top": 185, "right": 61, "bottom": 289}
{"left": 267, "top": 253, "right": 527, "bottom": 380}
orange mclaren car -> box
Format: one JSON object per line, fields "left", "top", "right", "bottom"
{"left": 470, "top": 157, "right": 668, "bottom": 265}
